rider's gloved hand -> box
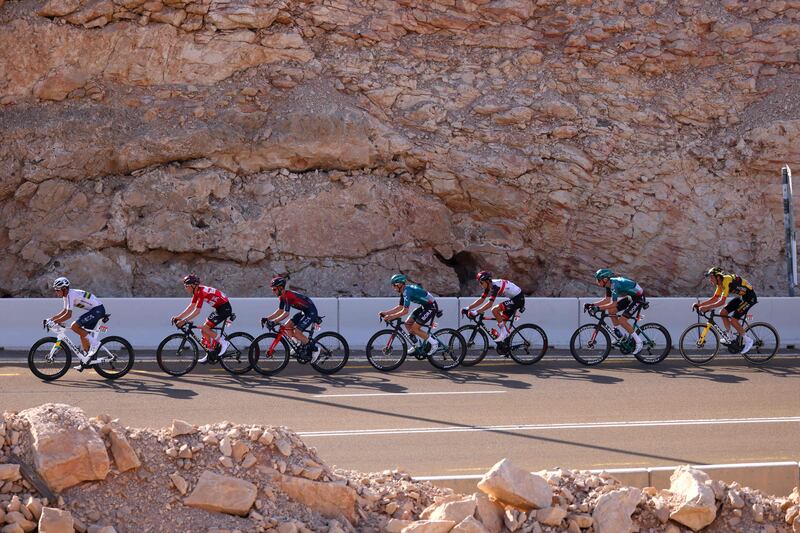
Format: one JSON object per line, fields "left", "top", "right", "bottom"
{"left": 260, "top": 317, "right": 268, "bottom": 328}
{"left": 691, "top": 303, "right": 699, "bottom": 311}
{"left": 583, "top": 303, "right": 592, "bottom": 312}
{"left": 461, "top": 307, "right": 469, "bottom": 316}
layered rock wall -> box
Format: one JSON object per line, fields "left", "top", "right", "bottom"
{"left": 1, "top": 0, "right": 800, "bottom": 296}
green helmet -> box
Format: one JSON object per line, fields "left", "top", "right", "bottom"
{"left": 390, "top": 274, "right": 407, "bottom": 285}
{"left": 594, "top": 268, "right": 614, "bottom": 281}
{"left": 704, "top": 266, "right": 724, "bottom": 278}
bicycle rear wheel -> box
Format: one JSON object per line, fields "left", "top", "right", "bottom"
{"left": 634, "top": 323, "right": 671, "bottom": 364}
{"left": 156, "top": 334, "right": 199, "bottom": 376}
{"left": 93, "top": 336, "right": 135, "bottom": 379}
{"left": 570, "top": 325, "right": 611, "bottom": 366}
{"left": 507, "top": 324, "right": 548, "bottom": 365}
{"left": 679, "top": 324, "right": 719, "bottom": 365}
{"left": 249, "top": 333, "right": 290, "bottom": 376}
{"left": 742, "top": 322, "right": 779, "bottom": 364}
{"left": 219, "top": 332, "right": 253, "bottom": 375}
{"left": 311, "top": 332, "right": 350, "bottom": 375}
{"left": 427, "top": 328, "right": 466, "bottom": 371}
{"left": 365, "top": 329, "right": 407, "bottom": 372}
{"left": 458, "top": 325, "right": 489, "bottom": 366}
{"left": 28, "top": 337, "right": 72, "bottom": 381}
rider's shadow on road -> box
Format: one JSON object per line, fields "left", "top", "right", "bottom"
{"left": 42, "top": 377, "right": 198, "bottom": 400}
{"left": 398, "top": 366, "right": 534, "bottom": 389}
{"left": 610, "top": 358, "right": 749, "bottom": 384}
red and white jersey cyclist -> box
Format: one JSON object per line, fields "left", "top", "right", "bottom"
{"left": 462, "top": 271, "right": 526, "bottom": 342}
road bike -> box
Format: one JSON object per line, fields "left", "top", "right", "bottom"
{"left": 365, "top": 316, "right": 466, "bottom": 371}
{"left": 156, "top": 316, "right": 253, "bottom": 376}
{"left": 678, "top": 309, "right": 779, "bottom": 365}
{"left": 28, "top": 317, "right": 135, "bottom": 381}
{"left": 569, "top": 305, "right": 671, "bottom": 366}
{"left": 248, "top": 317, "right": 349, "bottom": 375}
{"left": 457, "top": 310, "right": 547, "bottom": 365}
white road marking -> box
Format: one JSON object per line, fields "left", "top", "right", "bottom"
{"left": 314, "top": 390, "right": 506, "bottom": 398}
{"left": 299, "top": 416, "right": 800, "bottom": 438}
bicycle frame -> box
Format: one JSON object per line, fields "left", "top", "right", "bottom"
{"left": 586, "top": 306, "right": 655, "bottom": 347}
{"left": 176, "top": 321, "right": 230, "bottom": 355}
{"left": 263, "top": 321, "right": 321, "bottom": 359}
{"left": 45, "top": 321, "right": 111, "bottom": 365}
{"left": 465, "top": 312, "right": 520, "bottom": 338}
{"left": 694, "top": 310, "right": 749, "bottom": 345}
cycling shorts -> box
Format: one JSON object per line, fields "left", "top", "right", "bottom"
{"left": 410, "top": 302, "right": 438, "bottom": 326}
{"left": 616, "top": 293, "right": 646, "bottom": 319}
{"left": 206, "top": 301, "right": 233, "bottom": 327}
{"left": 76, "top": 305, "right": 106, "bottom": 330}
{"left": 498, "top": 294, "right": 525, "bottom": 319}
{"left": 724, "top": 294, "right": 757, "bottom": 319}
{"left": 291, "top": 308, "right": 319, "bottom": 331}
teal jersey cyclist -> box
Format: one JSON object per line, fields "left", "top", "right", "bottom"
{"left": 378, "top": 274, "right": 439, "bottom": 355}
{"left": 586, "top": 268, "right": 647, "bottom": 355}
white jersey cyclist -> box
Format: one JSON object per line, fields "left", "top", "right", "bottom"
{"left": 64, "top": 289, "right": 103, "bottom": 313}
{"left": 482, "top": 279, "right": 522, "bottom": 300}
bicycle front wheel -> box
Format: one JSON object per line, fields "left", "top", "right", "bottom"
{"left": 249, "top": 333, "right": 290, "bottom": 376}
{"left": 311, "top": 332, "right": 350, "bottom": 375}
{"left": 93, "top": 336, "right": 135, "bottom": 379}
{"left": 366, "top": 330, "right": 407, "bottom": 372}
{"left": 634, "top": 323, "right": 671, "bottom": 364}
{"left": 570, "top": 325, "right": 611, "bottom": 366}
{"left": 679, "top": 324, "right": 719, "bottom": 365}
{"left": 507, "top": 324, "right": 548, "bottom": 365}
{"left": 219, "top": 332, "right": 253, "bottom": 375}
{"left": 156, "top": 334, "right": 199, "bottom": 376}
{"left": 458, "top": 325, "right": 489, "bottom": 366}
{"left": 28, "top": 337, "right": 72, "bottom": 381}
{"left": 742, "top": 322, "right": 779, "bottom": 364}
{"left": 427, "top": 328, "right": 466, "bottom": 370}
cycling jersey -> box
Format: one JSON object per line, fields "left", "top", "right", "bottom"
{"left": 482, "top": 279, "right": 522, "bottom": 300}
{"left": 605, "top": 277, "right": 643, "bottom": 301}
{"left": 279, "top": 290, "right": 316, "bottom": 313}
{"left": 400, "top": 284, "right": 435, "bottom": 308}
{"left": 64, "top": 289, "right": 102, "bottom": 312}
{"left": 191, "top": 286, "right": 229, "bottom": 309}
{"left": 713, "top": 274, "right": 755, "bottom": 299}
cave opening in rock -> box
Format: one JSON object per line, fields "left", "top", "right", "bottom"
{"left": 434, "top": 250, "right": 480, "bottom": 295}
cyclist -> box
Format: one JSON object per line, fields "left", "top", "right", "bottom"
{"left": 694, "top": 267, "right": 757, "bottom": 354}
{"left": 171, "top": 274, "right": 231, "bottom": 363}
{"left": 585, "top": 268, "right": 645, "bottom": 355}
{"left": 462, "top": 271, "right": 524, "bottom": 342}
{"left": 261, "top": 276, "right": 321, "bottom": 362}
{"left": 379, "top": 274, "right": 439, "bottom": 354}
{"left": 48, "top": 277, "right": 106, "bottom": 367}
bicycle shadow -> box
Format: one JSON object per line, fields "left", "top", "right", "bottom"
{"left": 39, "top": 375, "right": 198, "bottom": 400}
{"left": 602, "top": 357, "right": 749, "bottom": 384}
{"left": 388, "top": 363, "right": 534, "bottom": 390}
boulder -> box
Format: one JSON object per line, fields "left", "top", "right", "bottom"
{"left": 451, "top": 516, "right": 490, "bottom": 533}
{"left": 668, "top": 466, "right": 717, "bottom": 531}
{"left": 279, "top": 475, "right": 358, "bottom": 525}
{"left": 477, "top": 459, "right": 552, "bottom": 510}
{"left": 401, "top": 521, "right": 456, "bottom": 533}
{"left": 537, "top": 506, "right": 567, "bottom": 526}
{"left": 170, "top": 419, "right": 196, "bottom": 436}
{"left": 473, "top": 492, "right": 504, "bottom": 533}
{"left": 184, "top": 470, "right": 256, "bottom": 516}
{"left": 0, "top": 465, "right": 21, "bottom": 481}
{"left": 19, "top": 404, "right": 110, "bottom": 492}
{"left": 38, "top": 508, "right": 74, "bottom": 533}
{"left": 427, "top": 495, "right": 477, "bottom": 523}
{"left": 108, "top": 427, "right": 140, "bottom": 472}
{"left": 385, "top": 519, "right": 413, "bottom": 533}
{"left": 592, "top": 487, "right": 642, "bottom": 533}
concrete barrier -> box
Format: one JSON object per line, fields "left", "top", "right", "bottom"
{"left": 418, "top": 461, "right": 800, "bottom": 497}
{"left": 1, "top": 296, "right": 798, "bottom": 350}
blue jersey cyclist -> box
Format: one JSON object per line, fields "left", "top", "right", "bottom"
{"left": 261, "top": 276, "right": 321, "bottom": 362}
{"left": 47, "top": 277, "right": 106, "bottom": 369}
{"left": 586, "top": 268, "right": 646, "bottom": 355}
{"left": 379, "top": 274, "right": 439, "bottom": 355}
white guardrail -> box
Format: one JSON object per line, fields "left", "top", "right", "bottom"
{"left": 0, "top": 297, "right": 799, "bottom": 350}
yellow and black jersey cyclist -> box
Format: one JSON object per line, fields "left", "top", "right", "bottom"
{"left": 694, "top": 267, "right": 757, "bottom": 354}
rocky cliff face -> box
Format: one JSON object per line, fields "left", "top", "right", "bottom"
{"left": 1, "top": 0, "right": 799, "bottom": 297}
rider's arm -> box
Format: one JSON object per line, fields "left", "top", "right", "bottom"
{"left": 383, "top": 305, "right": 408, "bottom": 320}
{"left": 465, "top": 296, "right": 486, "bottom": 311}
{"left": 698, "top": 296, "right": 725, "bottom": 311}
{"left": 596, "top": 297, "right": 616, "bottom": 310}
{"left": 51, "top": 309, "right": 71, "bottom": 324}
{"left": 266, "top": 309, "right": 288, "bottom": 322}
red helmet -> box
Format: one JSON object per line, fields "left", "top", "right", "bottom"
{"left": 476, "top": 271, "right": 492, "bottom": 282}
{"left": 183, "top": 274, "right": 200, "bottom": 286}
{"left": 270, "top": 276, "right": 287, "bottom": 288}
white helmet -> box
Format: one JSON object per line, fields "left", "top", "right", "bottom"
{"left": 53, "top": 277, "right": 70, "bottom": 290}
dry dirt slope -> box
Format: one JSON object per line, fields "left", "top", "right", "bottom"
{"left": 1, "top": 0, "right": 800, "bottom": 297}
{"left": 0, "top": 404, "right": 799, "bottom": 532}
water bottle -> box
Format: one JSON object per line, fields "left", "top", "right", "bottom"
{"left": 490, "top": 328, "right": 499, "bottom": 339}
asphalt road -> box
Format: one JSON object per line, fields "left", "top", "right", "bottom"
{"left": 1, "top": 354, "right": 798, "bottom": 477}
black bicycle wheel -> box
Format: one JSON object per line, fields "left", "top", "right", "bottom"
{"left": 634, "top": 323, "right": 671, "bottom": 364}
{"left": 679, "top": 324, "right": 719, "bottom": 365}
{"left": 28, "top": 337, "right": 72, "bottom": 381}
{"left": 365, "top": 329, "right": 407, "bottom": 372}
{"left": 156, "top": 333, "right": 199, "bottom": 376}
{"left": 570, "top": 324, "right": 611, "bottom": 366}
{"left": 311, "top": 332, "right": 350, "bottom": 375}
{"left": 93, "top": 336, "right": 135, "bottom": 379}
{"left": 249, "top": 333, "right": 290, "bottom": 376}
{"left": 507, "top": 324, "right": 548, "bottom": 365}
{"left": 458, "top": 325, "right": 489, "bottom": 366}
{"left": 742, "top": 322, "right": 779, "bottom": 364}
{"left": 219, "top": 332, "right": 253, "bottom": 375}
{"left": 427, "top": 328, "right": 466, "bottom": 370}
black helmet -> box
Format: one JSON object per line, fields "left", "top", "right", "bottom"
{"left": 270, "top": 276, "right": 287, "bottom": 288}
{"left": 183, "top": 274, "right": 200, "bottom": 286}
